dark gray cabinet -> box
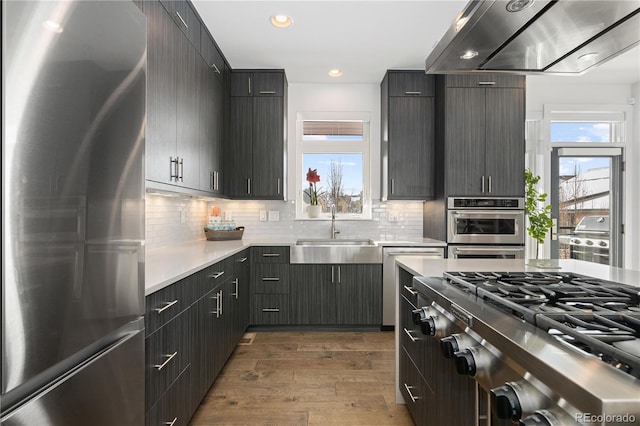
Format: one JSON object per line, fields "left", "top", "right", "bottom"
{"left": 145, "top": 0, "right": 200, "bottom": 190}
{"left": 441, "top": 75, "right": 525, "bottom": 197}
{"left": 146, "top": 249, "right": 251, "bottom": 425}
{"left": 290, "top": 264, "right": 382, "bottom": 325}
{"left": 159, "top": 0, "right": 201, "bottom": 51}
{"left": 226, "top": 70, "right": 286, "bottom": 199}
{"left": 381, "top": 71, "right": 436, "bottom": 200}
{"left": 250, "top": 246, "right": 290, "bottom": 324}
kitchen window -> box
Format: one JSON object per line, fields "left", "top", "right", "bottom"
{"left": 296, "top": 116, "right": 371, "bottom": 219}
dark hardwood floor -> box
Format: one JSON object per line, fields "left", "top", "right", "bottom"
{"left": 189, "top": 331, "right": 413, "bottom": 425}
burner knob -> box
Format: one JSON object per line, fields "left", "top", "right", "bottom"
{"left": 491, "top": 384, "right": 522, "bottom": 421}
{"left": 491, "top": 381, "right": 548, "bottom": 422}
{"left": 586, "top": 240, "right": 594, "bottom": 246}
{"left": 453, "top": 349, "right": 476, "bottom": 376}
{"left": 598, "top": 241, "right": 607, "bottom": 247}
{"left": 518, "top": 410, "right": 561, "bottom": 426}
{"left": 440, "top": 334, "right": 473, "bottom": 359}
{"left": 412, "top": 306, "right": 436, "bottom": 325}
{"left": 419, "top": 315, "right": 450, "bottom": 338}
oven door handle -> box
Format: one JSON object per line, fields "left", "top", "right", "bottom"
{"left": 449, "top": 210, "right": 522, "bottom": 218}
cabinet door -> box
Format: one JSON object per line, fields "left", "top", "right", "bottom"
{"left": 335, "top": 264, "right": 381, "bottom": 325}
{"left": 200, "top": 32, "right": 225, "bottom": 78}
{"left": 388, "top": 96, "right": 435, "bottom": 199}
{"left": 230, "top": 71, "right": 253, "bottom": 96}
{"left": 388, "top": 72, "right": 435, "bottom": 97}
{"left": 175, "top": 37, "right": 200, "bottom": 189}
{"left": 445, "top": 88, "right": 486, "bottom": 196}
{"left": 253, "top": 72, "right": 285, "bottom": 96}
{"left": 225, "top": 97, "right": 252, "bottom": 197}
{"left": 159, "top": 0, "right": 200, "bottom": 50}
{"left": 252, "top": 96, "right": 284, "bottom": 198}
{"left": 198, "top": 58, "right": 224, "bottom": 194}
{"left": 484, "top": 88, "right": 525, "bottom": 197}
{"left": 232, "top": 252, "right": 250, "bottom": 342}
{"left": 289, "top": 265, "right": 335, "bottom": 324}
{"left": 145, "top": 1, "right": 178, "bottom": 184}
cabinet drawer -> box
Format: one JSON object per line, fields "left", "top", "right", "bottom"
{"left": 145, "top": 312, "right": 191, "bottom": 410}
{"left": 444, "top": 74, "right": 525, "bottom": 88}
{"left": 253, "top": 72, "right": 285, "bottom": 96}
{"left": 388, "top": 71, "right": 435, "bottom": 97}
{"left": 159, "top": 0, "right": 201, "bottom": 51}
{"left": 400, "top": 295, "right": 423, "bottom": 367}
{"left": 253, "top": 294, "right": 289, "bottom": 324}
{"left": 199, "top": 258, "right": 232, "bottom": 294}
{"left": 399, "top": 268, "right": 420, "bottom": 306}
{"left": 400, "top": 346, "right": 434, "bottom": 425}
{"left": 146, "top": 364, "right": 191, "bottom": 426}
{"left": 252, "top": 246, "right": 290, "bottom": 263}
{"left": 253, "top": 264, "right": 289, "bottom": 293}
{"left": 146, "top": 284, "right": 184, "bottom": 335}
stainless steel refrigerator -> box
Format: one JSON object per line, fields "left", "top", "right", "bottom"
{"left": 2, "top": 1, "right": 146, "bottom": 424}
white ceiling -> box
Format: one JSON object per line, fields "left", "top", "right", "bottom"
{"left": 192, "top": 0, "right": 640, "bottom": 85}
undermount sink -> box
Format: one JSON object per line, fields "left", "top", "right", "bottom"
{"left": 295, "top": 238, "right": 376, "bottom": 246}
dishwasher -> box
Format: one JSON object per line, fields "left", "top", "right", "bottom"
{"left": 382, "top": 247, "right": 444, "bottom": 329}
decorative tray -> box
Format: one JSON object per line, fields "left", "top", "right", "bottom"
{"left": 204, "top": 226, "right": 244, "bottom": 241}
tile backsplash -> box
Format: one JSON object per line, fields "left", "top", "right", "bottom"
{"left": 145, "top": 194, "right": 424, "bottom": 250}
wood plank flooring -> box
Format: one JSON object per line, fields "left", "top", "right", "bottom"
{"left": 189, "top": 331, "right": 414, "bottom": 425}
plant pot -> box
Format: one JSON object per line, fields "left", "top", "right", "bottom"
{"left": 307, "top": 205, "right": 321, "bottom": 218}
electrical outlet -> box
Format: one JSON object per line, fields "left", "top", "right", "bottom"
{"left": 268, "top": 210, "right": 279, "bottom": 221}
{"left": 259, "top": 210, "right": 267, "bottom": 221}
{"left": 224, "top": 211, "right": 232, "bottom": 221}
{"left": 180, "top": 209, "right": 186, "bottom": 224}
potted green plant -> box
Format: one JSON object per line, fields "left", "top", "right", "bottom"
{"left": 525, "top": 169, "right": 553, "bottom": 259}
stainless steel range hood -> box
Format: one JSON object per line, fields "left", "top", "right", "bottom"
{"left": 425, "top": 0, "right": 640, "bottom": 75}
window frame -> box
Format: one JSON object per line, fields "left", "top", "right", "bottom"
{"left": 295, "top": 113, "right": 371, "bottom": 220}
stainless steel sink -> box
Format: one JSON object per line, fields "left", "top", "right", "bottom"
{"left": 295, "top": 238, "right": 375, "bottom": 246}
{"left": 291, "top": 239, "right": 381, "bottom": 264}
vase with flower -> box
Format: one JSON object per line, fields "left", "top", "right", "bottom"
{"left": 304, "top": 168, "right": 322, "bottom": 218}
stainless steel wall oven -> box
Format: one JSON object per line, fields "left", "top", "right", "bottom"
{"left": 447, "top": 197, "right": 525, "bottom": 245}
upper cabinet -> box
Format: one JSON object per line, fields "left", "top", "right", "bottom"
{"left": 230, "top": 71, "right": 285, "bottom": 97}
{"left": 145, "top": 0, "right": 228, "bottom": 196}
{"left": 225, "top": 70, "right": 287, "bottom": 199}
{"left": 381, "top": 71, "right": 436, "bottom": 200}
{"left": 439, "top": 74, "right": 525, "bottom": 197}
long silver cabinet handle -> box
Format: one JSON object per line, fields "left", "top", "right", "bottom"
{"left": 262, "top": 253, "right": 280, "bottom": 257}
{"left": 259, "top": 90, "right": 276, "bottom": 95}
{"left": 209, "top": 271, "right": 225, "bottom": 279}
{"left": 403, "top": 327, "right": 418, "bottom": 342}
{"left": 211, "top": 63, "right": 220, "bottom": 74}
{"left": 404, "top": 91, "right": 421, "bottom": 95}
{"left": 331, "top": 266, "right": 335, "bottom": 284}
{"left": 404, "top": 383, "right": 419, "bottom": 402}
{"left": 175, "top": 11, "right": 188, "bottom": 29}
{"left": 238, "top": 257, "right": 248, "bottom": 263}
{"left": 337, "top": 266, "right": 341, "bottom": 284}
{"left": 247, "top": 178, "right": 251, "bottom": 195}
{"left": 261, "top": 277, "right": 280, "bottom": 281}
{"left": 481, "top": 175, "right": 485, "bottom": 193}
{"left": 262, "top": 308, "right": 280, "bottom": 312}
{"left": 170, "top": 157, "right": 179, "bottom": 181}
{"left": 155, "top": 351, "right": 178, "bottom": 370}
{"left": 232, "top": 278, "right": 239, "bottom": 299}
{"left": 391, "top": 178, "right": 395, "bottom": 194}
{"left": 219, "top": 290, "right": 223, "bottom": 316}
{"left": 403, "top": 285, "right": 418, "bottom": 296}
{"left": 155, "top": 300, "right": 178, "bottom": 314}
{"left": 248, "top": 77, "right": 252, "bottom": 95}
{"left": 178, "top": 158, "right": 184, "bottom": 182}
{"left": 277, "top": 178, "right": 281, "bottom": 195}
{"left": 488, "top": 175, "right": 492, "bottom": 193}
{"left": 164, "top": 418, "right": 178, "bottom": 426}
{"left": 478, "top": 81, "right": 496, "bottom": 86}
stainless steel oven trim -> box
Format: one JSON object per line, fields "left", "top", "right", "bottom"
{"left": 448, "top": 246, "right": 525, "bottom": 259}
{"left": 447, "top": 210, "right": 524, "bottom": 245}
{"left": 447, "top": 197, "right": 525, "bottom": 210}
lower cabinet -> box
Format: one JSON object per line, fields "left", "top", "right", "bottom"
{"left": 290, "top": 264, "right": 382, "bottom": 325}
{"left": 145, "top": 249, "right": 250, "bottom": 425}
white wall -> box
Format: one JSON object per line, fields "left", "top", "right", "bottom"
{"left": 526, "top": 76, "right": 639, "bottom": 270}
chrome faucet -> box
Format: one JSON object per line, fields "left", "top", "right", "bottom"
{"left": 330, "top": 205, "right": 340, "bottom": 239}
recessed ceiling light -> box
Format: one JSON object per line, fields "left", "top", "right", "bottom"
{"left": 506, "top": 0, "right": 535, "bottom": 12}
{"left": 577, "top": 52, "right": 599, "bottom": 62}
{"left": 270, "top": 14, "right": 293, "bottom": 28}
{"left": 460, "top": 50, "right": 478, "bottom": 60}
{"left": 42, "top": 20, "right": 63, "bottom": 33}
{"left": 328, "top": 69, "right": 343, "bottom": 78}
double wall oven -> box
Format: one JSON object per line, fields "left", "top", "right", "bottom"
{"left": 447, "top": 197, "right": 525, "bottom": 259}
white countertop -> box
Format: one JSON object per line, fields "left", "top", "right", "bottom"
{"left": 394, "top": 257, "right": 640, "bottom": 287}
{"left": 145, "top": 237, "right": 446, "bottom": 295}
